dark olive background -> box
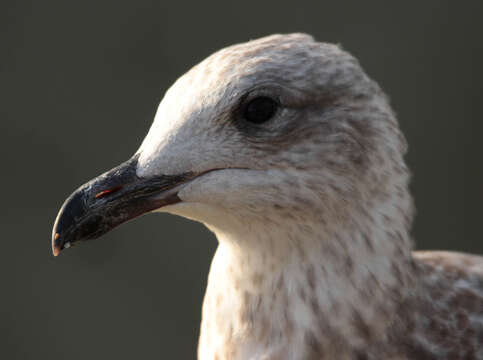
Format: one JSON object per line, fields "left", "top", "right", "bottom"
{"left": 1, "top": 1, "right": 482, "bottom": 359}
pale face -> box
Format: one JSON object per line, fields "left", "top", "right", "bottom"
{"left": 52, "top": 33, "right": 407, "bottom": 254}
{"left": 134, "top": 34, "right": 397, "bottom": 231}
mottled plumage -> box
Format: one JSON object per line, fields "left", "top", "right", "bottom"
{"left": 52, "top": 34, "right": 483, "bottom": 359}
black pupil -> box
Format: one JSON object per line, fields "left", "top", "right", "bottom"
{"left": 244, "top": 96, "right": 277, "bottom": 124}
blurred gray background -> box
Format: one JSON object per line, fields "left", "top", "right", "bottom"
{"left": 1, "top": 1, "right": 482, "bottom": 359}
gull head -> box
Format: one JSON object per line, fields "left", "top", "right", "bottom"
{"left": 52, "top": 33, "right": 411, "bottom": 254}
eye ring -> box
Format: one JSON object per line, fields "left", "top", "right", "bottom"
{"left": 243, "top": 96, "right": 278, "bottom": 124}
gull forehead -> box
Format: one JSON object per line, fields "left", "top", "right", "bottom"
{"left": 136, "top": 33, "right": 333, "bottom": 177}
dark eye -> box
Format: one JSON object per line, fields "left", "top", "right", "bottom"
{"left": 243, "top": 96, "right": 278, "bottom": 124}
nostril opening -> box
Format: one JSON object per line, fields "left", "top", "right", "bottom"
{"left": 95, "top": 185, "right": 123, "bottom": 199}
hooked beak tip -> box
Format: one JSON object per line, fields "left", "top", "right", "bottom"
{"left": 52, "top": 245, "right": 61, "bottom": 257}
{"left": 52, "top": 233, "right": 61, "bottom": 257}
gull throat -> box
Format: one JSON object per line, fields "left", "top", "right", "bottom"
{"left": 196, "top": 197, "right": 415, "bottom": 359}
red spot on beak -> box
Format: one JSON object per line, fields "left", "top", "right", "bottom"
{"left": 95, "top": 185, "right": 123, "bottom": 199}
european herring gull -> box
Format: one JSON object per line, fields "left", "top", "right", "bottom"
{"left": 52, "top": 34, "right": 483, "bottom": 359}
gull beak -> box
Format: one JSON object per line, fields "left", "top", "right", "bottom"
{"left": 51, "top": 155, "right": 192, "bottom": 256}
